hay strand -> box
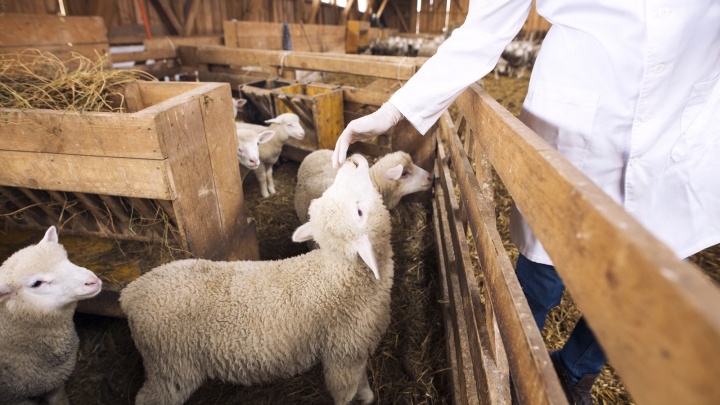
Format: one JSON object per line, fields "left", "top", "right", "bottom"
{"left": 0, "top": 49, "right": 154, "bottom": 112}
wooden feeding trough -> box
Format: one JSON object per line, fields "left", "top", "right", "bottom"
{"left": 238, "top": 78, "right": 295, "bottom": 123}
{"left": 0, "top": 81, "right": 259, "bottom": 316}
{"left": 273, "top": 82, "right": 345, "bottom": 156}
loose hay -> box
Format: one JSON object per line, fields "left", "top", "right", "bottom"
{"left": 0, "top": 49, "right": 154, "bottom": 112}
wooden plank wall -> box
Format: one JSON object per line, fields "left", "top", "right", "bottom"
{"left": 0, "top": 14, "right": 110, "bottom": 64}
{"left": 4, "top": 0, "right": 427, "bottom": 45}
{"left": 223, "top": 20, "right": 346, "bottom": 52}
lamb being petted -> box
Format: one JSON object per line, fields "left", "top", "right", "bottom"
{"left": 0, "top": 226, "right": 102, "bottom": 405}
{"left": 121, "top": 154, "right": 394, "bottom": 405}
{"left": 294, "top": 149, "right": 433, "bottom": 223}
{"left": 236, "top": 113, "right": 305, "bottom": 197}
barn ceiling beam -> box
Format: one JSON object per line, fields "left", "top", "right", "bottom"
{"left": 362, "top": 0, "right": 375, "bottom": 21}
{"left": 307, "top": 0, "right": 321, "bottom": 23}
{"left": 183, "top": 0, "right": 201, "bottom": 36}
{"left": 452, "top": 0, "right": 466, "bottom": 14}
{"left": 340, "top": 0, "right": 356, "bottom": 24}
{"left": 391, "top": 1, "right": 410, "bottom": 32}
{"left": 152, "top": 0, "right": 183, "bottom": 34}
{"left": 376, "top": 0, "right": 389, "bottom": 19}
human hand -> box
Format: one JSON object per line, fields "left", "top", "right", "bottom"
{"left": 331, "top": 102, "right": 403, "bottom": 168}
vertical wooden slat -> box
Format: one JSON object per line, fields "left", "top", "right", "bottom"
{"left": 432, "top": 195, "right": 463, "bottom": 404}
{"left": 439, "top": 110, "right": 565, "bottom": 405}
{"left": 434, "top": 170, "right": 478, "bottom": 405}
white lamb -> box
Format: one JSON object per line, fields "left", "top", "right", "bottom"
{"left": 294, "top": 149, "right": 433, "bottom": 223}
{"left": 120, "top": 154, "right": 393, "bottom": 405}
{"left": 235, "top": 123, "right": 275, "bottom": 171}
{"left": 236, "top": 113, "right": 305, "bottom": 198}
{"left": 0, "top": 226, "right": 102, "bottom": 405}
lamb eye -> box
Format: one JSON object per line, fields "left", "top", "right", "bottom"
{"left": 358, "top": 209, "right": 363, "bottom": 217}
{"left": 31, "top": 280, "right": 43, "bottom": 288}
{"left": 402, "top": 171, "right": 410, "bottom": 177}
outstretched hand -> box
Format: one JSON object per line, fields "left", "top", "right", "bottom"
{"left": 331, "top": 102, "right": 404, "bottom": 168}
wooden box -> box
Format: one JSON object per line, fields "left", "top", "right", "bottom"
{"left": 346, "top": 20, "right": 370, "bottom": 53}
{"left": 274, "top": 83, "right": 345, "bottom": 156}
{"left": 0, "top": 81, "right": 259, "bottom": 263}
{"left": 239, "top": 78, "right": 295, "bottom": 124}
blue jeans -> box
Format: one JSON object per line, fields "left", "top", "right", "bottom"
{"left": 515, "top": 254, "right": 607, "bottom": 384}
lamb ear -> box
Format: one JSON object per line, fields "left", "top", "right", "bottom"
{"left": 356, "top": 234, "right": 380, "bottom": 280}
{"left": 292, "top": 222, "right": 315, "bottom": 242}
{"left": 265, "top": 117, "right": 282, "bottom": 124}
{"left": 40, "top": 226, "right": 58, "bottom": 244}
{"left": 235, "top": 98, "right": 247, "bottom": 108}
{"left": 258, "top": 130, "right": 275, "bottom": 144}
{"left": 383, "top": 164, "right": 404, "bottom": 181}
{"left": 0, "top": 283, "right": 13, "bottom": 303}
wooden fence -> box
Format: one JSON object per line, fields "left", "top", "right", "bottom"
{"left": 434, "top": 83, "right": 720, "bottom": 404}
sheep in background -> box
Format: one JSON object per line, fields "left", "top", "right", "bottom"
{"left": 493, "top": 56, "right": 510, "bottom": 80}
{"left": 0, "top": 226, "right": 102, "bottom": 405}
{"left": 500, "top": 40, "right": 542, "bottom": 78}
{"left": 121, "top": 154, "right": 393, "bottom": 405}
{"left": 236, "top": 113, "right": 305, "bottom": 198}
{"left": 235, "top": 124, "right": 275, "bottom": 171}
{"left": 232, "top": 97, "right": 247, "bottom": 121}
{"left": 294, "top": 149, "right": 433, "bottom": 223}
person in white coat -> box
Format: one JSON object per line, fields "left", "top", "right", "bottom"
{"left": 332, "top": 1, "right": 720, "bottom": 403}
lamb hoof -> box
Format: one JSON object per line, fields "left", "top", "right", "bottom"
{"left": 356, "top": 390, "right": 375, "bottom": 405}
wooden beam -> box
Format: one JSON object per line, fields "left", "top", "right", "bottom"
{"left": 376, "top": 0, "right": 389, "bottom": 19}
{"left": 152, "top": 0, "right": 183, "bottom": 35}
{"left": 362, "top": 0, "right": 375, "bottom": 21}
{"left": 308, "top": 0, "right": 321, "bottom": 23}
{"left": 391, "top": 0, "right": 410, "bottom": 32}
{"left": 195, "top": 46, "right": 418, "bottom": 80}
{"left": 455, "top": 84, "right": 720, "bottom": 405}
{"left": 341, "top": 0, "right": 356, "bottom": 23}
{"left": 182, "top": 0, "right": 201, "bottom": 36}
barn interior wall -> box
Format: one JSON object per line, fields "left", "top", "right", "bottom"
{"left": 1, "top": 0, "right": 464, "bottom": 44}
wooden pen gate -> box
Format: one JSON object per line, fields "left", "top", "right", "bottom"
{"left": 434, "top": 84, "right": 720, "bottom": 404}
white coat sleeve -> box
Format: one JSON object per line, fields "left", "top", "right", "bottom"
{"left": 390, "top": 0, "right": 534, "bottom": 135}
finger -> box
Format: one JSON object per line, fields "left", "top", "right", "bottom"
{"left": 334, "top": 138, "right": 349, "bottom": 168}
{"left": 331, "top": 144, "right": 340, "bottom": 169}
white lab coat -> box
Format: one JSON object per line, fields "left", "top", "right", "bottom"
{"left": 390, "top": 0, "right": 720, "bottom": 265}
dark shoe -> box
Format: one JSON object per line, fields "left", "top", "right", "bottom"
{"left": 551, "top": 354, "right": 597, "bottom": 405}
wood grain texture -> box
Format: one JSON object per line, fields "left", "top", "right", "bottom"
{"left": 0, "top": 150, "right": 174, "bottom": 199}
{"left": 0, "top": 108, "right": 161, "bottom": 159}
{"left": 455, "top": 84, "right": 720, "bottom": 405}
{"left": 438, "top": 112, "right": 566, "bottom": 405}
{"left": 195, "top": 46, "right": 418, "bottom": 80}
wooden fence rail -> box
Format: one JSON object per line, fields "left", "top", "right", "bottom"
{"left": 434, "top": 83, "right": 720, "bottom": 404}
